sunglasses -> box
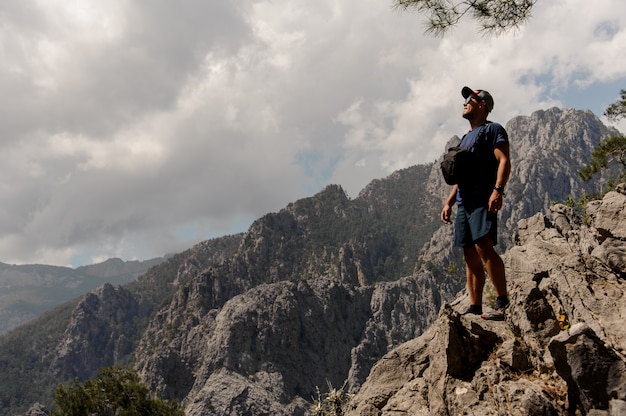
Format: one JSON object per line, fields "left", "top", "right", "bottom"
{"left": 464, "top": 95, "right": 480, "bottom": 105}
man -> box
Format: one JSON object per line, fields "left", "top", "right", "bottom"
{"left": 440, "top": 86, "right": 511, "bottom": 320}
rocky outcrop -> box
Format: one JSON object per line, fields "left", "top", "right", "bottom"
{"left": 346, "top": 185, "right": 626, "bottom": 415}
{"left": 21, "top": 404, "right": 48, "bottom": 416}
{"left": 136, "top": 272, "right": 459, "bottom": 415}
{"left": 421, "top": 107, "right": 621, "bottom": 279}
{"left": 51, "top": 283, "right": 143, "bottom": 378}
{"left": 1, "top": 107, "right": 623, "bottom": 416}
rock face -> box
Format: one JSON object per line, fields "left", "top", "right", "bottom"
{"left": 421, "top": 107, "right": 620, "bottom": 278}
{"left": 135, "top": 269, "right": 458, "bottom": 415}
{"left": 1, "top": 107, "right": 624, "bottom": 416}
{"left": 21, "top": 404, "right": 48, "bottom": 416}
{"left": 346, "top": 185, "right": 626, "bottom": 416}
{"left": 51, "top": 283, "right": 142, "bottom": 377}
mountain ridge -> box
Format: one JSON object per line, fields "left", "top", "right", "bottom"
{"left": 0, "top": 106, "right": 622, "bottom": 415}
{"left": 0, "top": 257, "right": 164, "bottom": 335}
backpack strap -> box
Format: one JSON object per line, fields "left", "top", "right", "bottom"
{"left": 475, "top": 121, "right": 492, "bottom": 147}
{"left": 474, "top": 121, "right": 498, "bottom": 177}
{"left": 460, "top": 121, "right": 491, "bottom": 149}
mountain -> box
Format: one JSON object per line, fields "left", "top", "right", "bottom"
{"left": 346, "top": 184, "right": 626, "bottom": 415}
{"left": 0, "top": 257, "right": 164, "bottom": 335}
{"left": 0, "top": 107, "right": 621, "bottom": 415}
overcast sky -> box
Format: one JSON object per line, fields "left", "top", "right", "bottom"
{"left": 1, "top": 0, "right": 625, "bottom": 267}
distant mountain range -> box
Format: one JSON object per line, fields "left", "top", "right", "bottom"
{"left": 0, "top": 257, "right": 164, "bottom": 334}
{"left": 0, "top": 107, "right": 622, "bottom": 415}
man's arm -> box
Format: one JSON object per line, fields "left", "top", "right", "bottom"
{"left": 488, "top": 142, "right": 511, "bottom": 213}
{"left": 441, "top": 184, "right": 458, "bottom": 224}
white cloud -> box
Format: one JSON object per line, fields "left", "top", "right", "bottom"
{"left": 0, "top": 0, "right": 624, "bottom": 266}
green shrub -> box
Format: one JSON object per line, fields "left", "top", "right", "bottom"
{"left": 51, "top": 367, "right": 184, "bottom": 416}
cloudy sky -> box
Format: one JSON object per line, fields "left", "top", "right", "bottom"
{"left": 1, "top": 0, "right": 625, "bottom": 267}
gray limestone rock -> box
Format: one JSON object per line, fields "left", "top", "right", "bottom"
{"left": 347, "top": 185, "right": 626, "bottom": 416}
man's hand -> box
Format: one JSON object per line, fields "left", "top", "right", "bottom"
{"left": 441, "top": 204, "right": 453, "bottom": 224}
{"left": 488, "top": 190, "right": 503, "bottom": 213}
{"left": 441, "top": 185, "right": 457, "bottom": 224}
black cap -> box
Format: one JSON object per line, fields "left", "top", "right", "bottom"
{"left": 462, "top": 86, "right": 494, "bottom": 112}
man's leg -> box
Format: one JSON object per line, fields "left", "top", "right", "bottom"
{"left": 464, "top": 246, "right": 486, "bottom": 306}
{"left": 474, "top": 234, "right": 507, "bottom": 298}
{"left": 475, "top": 234, "right": 509, "bottom": 320}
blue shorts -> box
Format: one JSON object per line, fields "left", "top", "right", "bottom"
{"left": 454, "top": 205, "right": 498, "bottom": 248}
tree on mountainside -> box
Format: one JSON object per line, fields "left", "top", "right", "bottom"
{"left": 579, "top": 135, "right": 626, "bottom": 182}
{"left": 393, "top": 0, "right": 537, "bottom": 36}
{"left": 579, "top": 90, "right": 626, "bottom": 184}
{"left": 51, "top": 367, "right": 184, "bottom": 416}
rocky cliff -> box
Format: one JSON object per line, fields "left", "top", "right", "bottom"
{"left": 1, "top": 107, "right": 624, "bottom": 416}
{"left": 419, "top": 107, "right": 620, "bottom": 280}
{"left": 346, "top": 185, "right": 626, "bottom": 415}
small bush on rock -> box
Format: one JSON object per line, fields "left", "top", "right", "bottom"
{"left": 311, "top": 380, "right": 353, "bottom": 416}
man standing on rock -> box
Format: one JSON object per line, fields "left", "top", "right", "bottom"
{"left": 441, "top": 86, "right": 511, "bottom": 320}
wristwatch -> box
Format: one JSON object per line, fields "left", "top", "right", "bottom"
{"left": 494, "top": 185, "right": 505, "bottom": 195}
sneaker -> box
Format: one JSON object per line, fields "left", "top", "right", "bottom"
{"left": 481, "top": 309, "right": 505, "bottom": 321}
{"left": 495, "top": 296, "right": 510, "bottom": 310}
{"left": 481, "top": 297, "right": 509, "bottom": 321}
{"left": 462, "top": 305, "right": 483, "bottom": 315}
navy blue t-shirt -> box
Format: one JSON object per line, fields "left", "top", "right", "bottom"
{"left": 456, "top": 122, "right": 508, "bottom": 208}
